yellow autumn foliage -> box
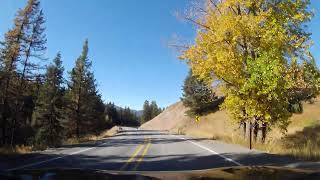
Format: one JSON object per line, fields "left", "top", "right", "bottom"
{"left": 181, "top": 0, "right": 313, "bottom": 131}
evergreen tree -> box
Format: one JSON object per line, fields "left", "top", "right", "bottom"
{"left": 150, "top": 101, "right": 163, "bottom": 119}
{"left": 0, "top": 0, "right": 46, "bottom": 145}
{"left": 33, "top": 53, "right": 65, "bottom": 147}
{"left": 141, "top": 100, "right": 162, "bottom": 123}
{"left": 122, "top": 107, "right": 130, "bottom": 121}
{"left": 105, "top": 104, "right": 140, "bottom": 127}
{"left": 118, "top": 108, "right": 124, "bottom": 125}
{"left": 67, "top": 39, "right": 104, "bottom": 138}
{"left": 132, "top": 112, "right": 140, "bottom": 126}
{"left": 119, "top": 107, "right": 140, "bottom": 127}
{"left": 141, "top": 100, "right": 151, "bottom": 123}
{"left": 0, "top": 0, "right": 29, "bottom": 145}
{"left": 13, "top": 0, "right": 46, "bottom": 146}
{"left": 181, "top": 71, "right": 219, "bottom": 116}
{"left": 150, "top": 101, "right": 160, "bottom": 118}
{"left": 105, "top": 102, "right": 119, "bottom": 125}
{"left": 88, "top": 92, "right": 106, "bottom": 133}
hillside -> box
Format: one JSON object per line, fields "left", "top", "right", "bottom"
{"left": 140, "top": 97, "right": 320, "bottom": 160}
{"left": 140, "top": 102, "right": 192, "bottom": 130}
{"left": 140, "top": 101, "right": 236, "bottom": 136}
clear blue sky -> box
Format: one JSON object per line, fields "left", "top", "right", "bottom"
{"left": 0, "top": 0, "right": 319, "bottom": 110}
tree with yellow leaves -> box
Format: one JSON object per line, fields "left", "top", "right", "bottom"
{"left": 180, "top": 0, "right": 314, "bottom": 148}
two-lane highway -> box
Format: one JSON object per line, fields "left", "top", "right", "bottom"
{"left": 1, "top": 127, "right": 317, "bottom": 172}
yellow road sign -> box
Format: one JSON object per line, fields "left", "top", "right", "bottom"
{"left": 195, "top": 116, "right": 200, "bottom": 123}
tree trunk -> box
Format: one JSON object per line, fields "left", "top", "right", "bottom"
{"left": 249, "top": 120, "right": 252, "bottom": 150}
{"left": 253, "top": 121, "right": 259, "bottom": 142}
{"left": 49, "top": 104, "right": 54, "bottom": 146}
{"left": 10, "top": 99, "right": 18, "bottom": 147}
{"left": 2, "top": 86, "right": 11, "bottom": 145}
{"left": 76, "top": 116, "right": 80, "bottom": 139}
{"left": 243, "top": 121, "right": 246, "bottom": 139}
{"left": 1, "top": 121, "right": 5, "bottom": 145}
{"left": 261, "top": 122, "right": 267, "bottom": 143}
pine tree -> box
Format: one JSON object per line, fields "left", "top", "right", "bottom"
{"left": 141, "top": 100, "right": 162, "bottom": 123}
{"left": 87, "top": 92, "right": 106, "bottom": 133}
{"left": 105, "top": 102, "right": 119, "bottom": 125}
{"left": 67, "top": 39, "right": 104, "bottom": 138}
{"left": 33, "top": 53, "right": 65, "bottom": 147}
{"left": 150, "top": 101, "right": 162, "bottom": 119}
{"left": 0, "top": 0, "right": 28, "bottom": 145}
{"left": 181, "top": 71, "right": 219, "bottom": 116}
{"left": 141, "top": 100, "right": 152, "bottom": 123}
{"left": 12, "top": 0, "right": 46, "bottom": 146}
{"left": 118, "top": 107, "right": 140, "bottom": 127}
{"left": 118, "top": 108, "right": 124, "bottom": 125}
{"left": 0, "top": 0, "right": 46, "bottom": 145}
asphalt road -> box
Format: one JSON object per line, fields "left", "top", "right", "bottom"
{"left": 1, "top": 127, "right": 319, "bottom": 172}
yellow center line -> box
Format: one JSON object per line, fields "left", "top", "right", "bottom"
{"left": 132, "top": 138, "right": 152, "bottom": 171}
{"left": 120, "top": 138, "right": 147, "bottom": 171}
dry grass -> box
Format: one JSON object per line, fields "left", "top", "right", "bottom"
{"left": 164, "top": 97, "right": 320, "bottom": 161}
{"left": 0, "top": 145, "right": 33, "bottom": 155}
{"left": 185, "top": 98, "right": 320, "bottom": 160}
{"left": 0, "top": 126, "right": 120, "bottom": 155}
{"left": 64, "top": 134, "right": 101, "bottom": 145}
{"left": 207, "top": 130, "right": 320, "bottom": 161}
{"left": 63, "top": 126, "right": 120, "bottom": 145}
{"left": 172, "top": 109, "right": 237, "bottom": 140}
{"left": 179, "top": 121, "right": 320, "bottom": 161}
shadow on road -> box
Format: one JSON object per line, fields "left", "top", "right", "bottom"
{"left": 0, "top": 152, "right": 301, "bottom": 170}
{"left": 1, "top": 130, "right": 319, "bottom": 172}
{"left": 1, "top": 147, "right": 316, "bottom": 171}
{"left": 60, "top": 132, "right": 209, "bottom": 149}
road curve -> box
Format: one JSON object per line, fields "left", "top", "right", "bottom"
{"left": 1, "top": 127, "right": 319, "bottom": 172}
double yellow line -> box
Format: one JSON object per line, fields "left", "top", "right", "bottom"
{"left": 120, "top": 137, "right": 152, "bottom": 171}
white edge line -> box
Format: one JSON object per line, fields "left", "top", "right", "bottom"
{"left": 174, "top": 135, "right": 243, "bottom": 166}
{"left": 5, "top": 141, "right": 110, "bottom": 172}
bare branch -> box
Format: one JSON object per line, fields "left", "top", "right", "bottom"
{"left": 208, "top": 0, "right": 222, "bottom": 14}
{"left": 184, "top": 16, "right": 210, "bottom": 29}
